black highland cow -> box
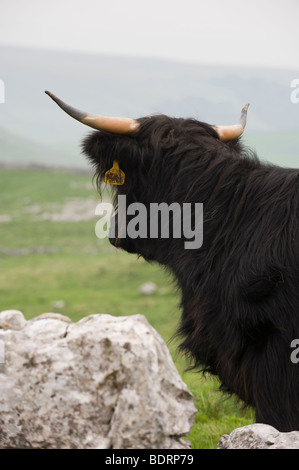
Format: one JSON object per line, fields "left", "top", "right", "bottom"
{"left": 46, "top": 91, "right": 299, "bottom": 432}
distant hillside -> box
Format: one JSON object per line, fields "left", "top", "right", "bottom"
{"left": 0, "top": 128, "right": 88, "bottom": 169}
{"left": 245, "top": 130, "right": 299, "bottom": 168}
{"left": 0, "top": 44, "right": 298, "bottom": 169}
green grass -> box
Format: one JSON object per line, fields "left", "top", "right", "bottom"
{"left": 0, "top": 167, "right": 254, "bottom": 448}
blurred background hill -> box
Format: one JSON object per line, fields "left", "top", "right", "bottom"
{"left": 1, "top": 44, "right": 298, "bottom": 170}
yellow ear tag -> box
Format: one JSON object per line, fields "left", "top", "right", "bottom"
{"left": 104, "top": 160, "right": 125, "bottom": 185}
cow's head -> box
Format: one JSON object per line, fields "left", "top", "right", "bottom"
{"left": 45, "top": 91, "right": 249, "bottom": 264}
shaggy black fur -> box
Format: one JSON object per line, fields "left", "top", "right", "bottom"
{"left": 82, "top": 114, "right": 299, "bottom": 432}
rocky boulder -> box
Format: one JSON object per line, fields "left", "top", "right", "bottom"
{"left": 0, "top": 310, "right": 196, "bottom": 449}
{"left": 218, "top": 423, "right": 299, "bottom": 449}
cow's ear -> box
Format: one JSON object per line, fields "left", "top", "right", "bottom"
{"left": 82, "top": 130, "right": 141, "bottom": 160}
{"left": 81, "top": 131, "right": 143, "bottom": 186}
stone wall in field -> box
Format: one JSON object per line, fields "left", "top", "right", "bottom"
{"left": 0, "top": 310, "right": 196, "bottom": 449}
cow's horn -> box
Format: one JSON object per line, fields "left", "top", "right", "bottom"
{"left": 212, "top": 104, "right": 249, "bottom": 141}
{"left": 45, "top": 91, "right": 140, "bottom": 134}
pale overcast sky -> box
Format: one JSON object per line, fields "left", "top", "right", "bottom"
{"left": 1, "top": 0, "right": 299, "bottom": 69}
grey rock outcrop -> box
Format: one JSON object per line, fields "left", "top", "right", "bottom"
{"left": 218, "top": 423, "right": 299, "bottom": 449}
{"left": 139, "top": 282, "right": 157, "bottom": 295}
{"left": 0, "top": 310, "right": 196, "bottom": 449}
{"left": 0, "top": 309, "right": 27, "bottom": 330}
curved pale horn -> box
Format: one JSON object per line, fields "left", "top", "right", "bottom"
{"left": 45, "top": 91, "right": 140, "bottom": 134}
{"left": 212, "top": 104, "right": 249, "bottom": 141}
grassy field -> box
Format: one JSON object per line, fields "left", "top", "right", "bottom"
{"left": 0, "top": 167, "right": 254, "bottom": 448}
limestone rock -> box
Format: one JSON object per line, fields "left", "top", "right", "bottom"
{"left": 139, "top": 282, "right": 157, "bottom": 295}
{"left": 0, "top": 310, "right": 26, "bottom": 330}
{"left": 31, "top": 312, "right": 72, "bottom": 323}
{"left": 218, "top": 424, "right": 299, "bottom": 449}
{"left": 0, "top": 312, "right": 196, "bottom": 449}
